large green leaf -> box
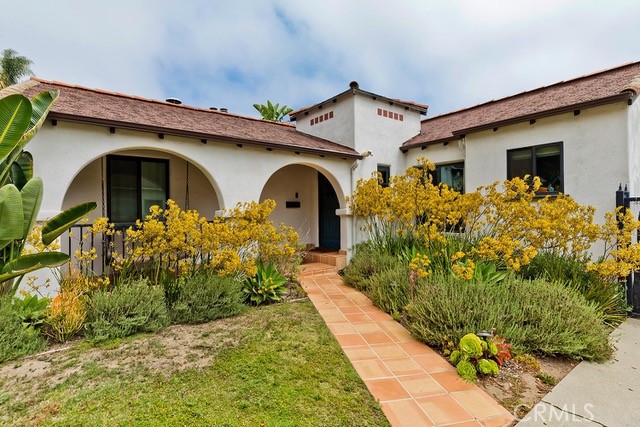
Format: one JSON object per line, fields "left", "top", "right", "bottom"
{"left": 0, "top": 91, "right": 58, "bottom": 184}
{"left": 0, "top": 251, "right": 69, "bottom": 284}
{"left": 42, "top": 201, "right": 97, "bottom": 246}
{"left": 18, "top": 91, "right": 57, "bottom": 148}
{"left": 0, "top": 184, "right": 23, "bottom": 249}
{"left": 0, "top": 94, "right": 32, "bottom": 165}
{"left": 9, "top": 161, "right": 27, "bottom": 189}
{"left": 16, "top": 151, "right": 33, "bottom": 181}
{"left": 0, "top": 149, "right": 33, "bottom": 190}
{"left": 20, "top": 177, "right": 43, "bottom": 239}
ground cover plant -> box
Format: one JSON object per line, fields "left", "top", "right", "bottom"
{"left": 0, "top": 296, "right": 46, "bottom": 363}
{"left": 0, "top": 301, "right": 389, "bottom": 426}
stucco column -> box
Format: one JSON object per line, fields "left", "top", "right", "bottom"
{"left": 336, "top": 208, "right": 354, "bottom": 261}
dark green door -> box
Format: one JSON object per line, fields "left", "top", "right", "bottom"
{"left": 318, "top": 172, "right": 340, "bottom": 249}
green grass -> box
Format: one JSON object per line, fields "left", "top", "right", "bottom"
{"left": 0, "top": 301, "right": 388, "bottom": 426}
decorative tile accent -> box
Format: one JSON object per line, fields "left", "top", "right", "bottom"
{"left": 377, "top": 108, "right": 404, "bottom": 122}
{"left": 310, "top": 111, "right": 334, "bottom": 126}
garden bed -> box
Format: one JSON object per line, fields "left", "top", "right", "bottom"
{"left": 0, "top": 300, "right": 389, "bottom": 426}
{"left": 458, "top": 352, "right": 577, "bottom": 417}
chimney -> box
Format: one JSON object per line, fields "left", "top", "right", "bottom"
{"left": 166, "top": 97, "right": 182, "bottom": 105}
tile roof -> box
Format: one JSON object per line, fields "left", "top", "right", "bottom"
{"left": 1, "top": 78, "right": 361, "bottom": 159}
{"left": 403, "top": 61, "right": 640, "bottom": 149}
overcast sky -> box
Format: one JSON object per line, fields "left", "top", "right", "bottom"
{"left": 2, "top": 0, "right": 640, "bottom": 118}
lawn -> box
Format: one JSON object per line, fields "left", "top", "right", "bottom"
{"left": 0, "top": 300, "right": 389, "bottom": 426}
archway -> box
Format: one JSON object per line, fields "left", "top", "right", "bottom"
{"left": 259, "top": 164, "right": 344, "bottom": 251}
{"left": 60, "top": 148, "right": 221, "bottom": 274}
{"left": 62, "top": 148, "right": 221, "bottom": 218}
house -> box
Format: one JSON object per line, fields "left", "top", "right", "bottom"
{"left": 2, "top": 60, "right": 640, "bottom": 276}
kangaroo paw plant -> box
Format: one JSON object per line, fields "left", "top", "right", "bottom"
{"left": 449, "top": 333, "right": 512, "bottom": 382}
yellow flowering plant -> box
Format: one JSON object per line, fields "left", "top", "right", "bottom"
{"left": 72, "top": 199, "right": 304, "bottom": 285}
{"left": 350, "top": 156, "right": 640, "bottom": 284}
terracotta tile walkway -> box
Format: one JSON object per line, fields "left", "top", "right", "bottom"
{"left": 300, "top": 263, "right": 515, "bottom": 427}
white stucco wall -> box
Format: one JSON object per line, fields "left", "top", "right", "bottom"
{"left": 465, "top": 102, "right": 629, "bottom": 224}
{"left": 294, "top": 96, "right": 356, "bottom": 148}
{"left": 259, "top": 165, "right": 319, "bottom": 245}
{"left": 352, "top": 95, "right": 422, "bottom": 184}
{"left": 30, "top": 121, "right": 352, "bottom": 217}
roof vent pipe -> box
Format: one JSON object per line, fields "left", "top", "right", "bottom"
{"left": 210, "top": 107, "right": 218, "bottom": 111}
{"left": 220, "top": 108, "right": 228, "bottom": 113}
{"left": 166, "top": 97, "right": 182, "bottom": 105}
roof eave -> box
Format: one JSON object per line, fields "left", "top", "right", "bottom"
{"left": 47, "top": 112, "right": 362, "bottom": 160}
{"left": 453, "top": 92, "right": 633, "bottom": 136}
{"left": 401, "top": 136, "right": 459, "bottom": 151}
{"left": 401, "top": 92, "right": 634, "bottom": 151}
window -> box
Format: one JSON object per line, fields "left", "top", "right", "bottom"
{"left": 377, "top": 164, "right": 391, "bottom": 187}
{"left": 433, "top": 162, "right": 464, "bottom": 193}
{"left": 507, "top": 142, "right": 563, "bottom": 193}
{"left": 107, "top": 155, "right": 169, "bottom": 223}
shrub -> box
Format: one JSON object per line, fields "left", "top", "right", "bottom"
{"left": 0, "top": 297, "right": 46, "bottom": 363}
{"left": 12, "top": 294, "right": 50, "bottom": 331}
{"left": 520, "top": 251, "right": 627, "bottom": 327}
{"left": 341, "top": 244, "right": 397, "bottom": 291}
{"left": 405, "top": 273, "right": 612, "bottom": 361}
{"left": 366, "top": 263, "right": 412, "bottom": 316}
{"left": 104, "top": 199, "right": 301, "bottom": 284}
{"left": 47, "top": 291, "right": 87, "bottom": 343}
{"left": 171, "top": 273, "right": 244, "bottom": 324}
{"left": 85, "top": 279, "right": 169, "bottom": 343}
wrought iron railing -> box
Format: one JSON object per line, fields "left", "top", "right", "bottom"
{"left": 63, "top": 223, "right": 133, "bottom": 275}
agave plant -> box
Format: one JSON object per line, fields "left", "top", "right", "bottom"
{"left": 0, "top": 90, "right": 96, "bottom": 296}
{"left": 243, "top": 261, "right": 288, "bottom": 305}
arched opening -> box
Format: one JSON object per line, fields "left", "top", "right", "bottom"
{"left": 259, "top": 164, "right": 344, "bottom": 252}
{"left": 61, "top": 148, "right": 221, "bottom": 274}
{"left": 62, "top": 149, "right": 220, "bottom": 218}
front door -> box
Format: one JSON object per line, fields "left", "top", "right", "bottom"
{"left": 318, "top": 172, "right": 340, "bottom": 249}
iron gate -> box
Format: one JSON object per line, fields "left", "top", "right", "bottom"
{"left": 616, "top": 185, "right": 640, "bottom": 315}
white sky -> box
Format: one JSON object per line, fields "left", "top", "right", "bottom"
{"left": 2, "top": 0, "right": 640, "bottom": 117}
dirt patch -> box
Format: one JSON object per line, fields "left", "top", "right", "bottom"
{"left": 0, "top": 314, "right": 253, "bottom": 411}
{"left": 477, "top": 356, "right": 578, "bottom": 418}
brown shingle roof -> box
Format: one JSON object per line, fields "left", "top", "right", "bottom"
{"left": 403, "top": 61, "right": 640, "bottom": 149}
{"left": 1, "top": 78, "right": 361, "bottom": 159}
